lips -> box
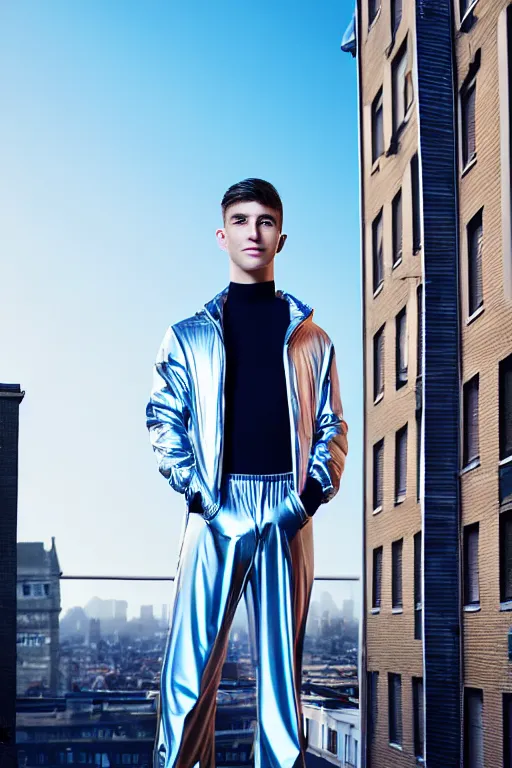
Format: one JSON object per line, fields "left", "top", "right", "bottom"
{"left": 244, "top": 248, "right": 264, "bottom": 253}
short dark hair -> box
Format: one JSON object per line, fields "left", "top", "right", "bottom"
{"left": 221, "top": 178, "right": 283, "bottom": 230}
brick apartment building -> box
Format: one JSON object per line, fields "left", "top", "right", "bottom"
{"left": 349, "top": 0, "right": 512, "bottom": 766}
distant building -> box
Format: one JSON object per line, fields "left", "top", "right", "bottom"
{"left": 303, "top": 703, "right": 360, "bottom": 767}
{"left": 17, "top": 538, "right": 61, "bottom": 695}
{"left": 1, "top": 382, "right": 24, "bottom": 767}
{"left": 342, "top": 599, "right": 354, "bottom": 623}
{"left": 140, "top": 605, "right": 153, "bottom": 622}
{"left": 87, "top": 618, "right": 101, "bottom": 647}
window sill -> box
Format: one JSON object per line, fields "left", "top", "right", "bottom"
{"left": 413, "top": 244, "right": 422, "bottom": 256}
{"left": 368, "top": 6, "right": 382, "bottom": 33}
{"left": 461, "top": 155, "right": 477, "bottom": 178}
{"left": 500, "top": 601, "right": 512, "bottom": 612}
{"left": 370, "top": 607, "right": 381, "bottom": 615}
{"left": 371, "top": 158, "right": 381, "bottom": 176}
{"left": 464, "top": 603, "right": 481, "bottom": 612}
{"left": 499, "top": 455, "right": 512, "bottom": 468}
{"left": 389, "top": 742, "right": 403, "bottom": 752}
{"left": 372, "top": 505, "right": 383, "bottom": 516}
{"left": 392, "top": 607, "right": 403, "bottom": 614}
{"left": 395, "top": 495, "right": 406, "bottom": 506}
{"left": 460, "top": 458, "right": 480, "bottom": 476}
{"left": 373, "top": 283, "right": 384, "bottom": 299}
{"left": 392, "top": 255, "right": 403, "bottom": 270}
{"left": 466, "top": 304, "right": 484, "bottom": 326}
{"left": 373, "top": 392, "right": 384, "bottom": 406}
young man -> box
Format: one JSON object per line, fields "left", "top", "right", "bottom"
{"left": 146, "top": 178, "right": 348, "bottom": 768}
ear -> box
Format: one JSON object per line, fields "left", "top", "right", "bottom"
{"left": 216, "top": 228, "right": 228, "bottom": 252}
{"left": 276, "top": 233, "right": 287, "bottom": 254}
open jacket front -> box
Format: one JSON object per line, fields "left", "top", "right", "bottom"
{"left": 146, "top": 285, "right": 349, "bottom": 520}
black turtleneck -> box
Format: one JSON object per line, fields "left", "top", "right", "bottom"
{"left": 190, "top": 279, "right": 324, "bottom": 517}
{"left": 222, "top": 279, "right": 292, "bottom": 475}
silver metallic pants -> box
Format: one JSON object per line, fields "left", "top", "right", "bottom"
{"left": 154, "top": 471, "right": 315, "bottom": 768}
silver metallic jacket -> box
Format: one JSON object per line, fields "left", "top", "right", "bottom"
{"left": 146, "top": 285, "right": 349, "bottom": 519}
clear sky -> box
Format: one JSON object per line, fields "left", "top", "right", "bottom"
{"left": 1, "top": 0, "right": 361, "bottom": 617}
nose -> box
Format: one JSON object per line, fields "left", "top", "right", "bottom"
{"left": 248, "top": 220, "right": 260, "bottom": 241}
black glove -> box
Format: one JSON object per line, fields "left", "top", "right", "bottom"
{"left": 189, "top": 491, "right": 204, "bottom": 514}
{"left": 299, "top": 476, "right": 324, "bottom": 517}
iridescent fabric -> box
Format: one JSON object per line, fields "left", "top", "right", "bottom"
{"left": 146, "top": 285, "right": 349, "bottom": 768}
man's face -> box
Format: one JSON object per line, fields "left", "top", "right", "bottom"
{"left": 216, "top": 200, "right": 287, "bottom": 273}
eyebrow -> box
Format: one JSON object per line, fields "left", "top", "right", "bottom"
{"left": 229, "top": 212, "right": 277, "bottom": 224}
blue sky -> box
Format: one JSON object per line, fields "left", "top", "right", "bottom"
{"left": 0, "top": 1, "right": 361, "bottom": 616}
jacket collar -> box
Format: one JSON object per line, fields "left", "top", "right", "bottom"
{"left": 204, "top": 284, "right": 314, "bottom": 335}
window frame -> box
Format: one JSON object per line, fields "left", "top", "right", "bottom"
{"left": 462, "top": 373, "right": 480, "bottom": 469}
{"left": 395, "top": 306, "right": 408, "bottom": 389}
{"left": 372, "top": 208, "right": 384, "bottom": 295}
{"left": 391, "top": 538, "right": 404, "bottom": 611}
{"left": 463, "top": 522, "right": 480, "bottom": 608}
{"left": 388, "top": 672, "right": 403, "bottom": 747}
{"left": 395, "top": 423, "right": 408, "bottom": 504}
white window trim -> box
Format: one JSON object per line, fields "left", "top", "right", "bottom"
{"left": 459, "top": 0, "right": 479, "bottom": 29}
{"left": 460, "top": 457, "right": 481, "bottom": 475}
{"left": 466, "top": 304, "right": 484, "bottom": 325}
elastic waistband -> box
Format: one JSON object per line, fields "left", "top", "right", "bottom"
{"left": 224, "top": 471, "right": 293, "bottom": 483}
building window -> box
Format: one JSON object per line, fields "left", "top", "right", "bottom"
{"left": 411, "top": 153, "right": 421, "bottom": 253}
{"left": 373, "top": 325, "right": 385, "bottom": 401}
{"left": 372, "top": 209, "right": 384, "bottom": 293}
{"left": 392, "top": 538, "right": 403, "bottom": 610}
{"left": 414, "top": 530, "right": 422, "bottom": 639}
{"left": 463, "top": 374, "right": 480, "bottom": 468}
{"left": 412, "top": 677, "right": 425, "bottom": 759}
{"left": 391, "top": 0, "right": 402, "bottom": 35}
{"left": 467, "top": 209, "right": 483, "bottom": 316}
{"left": 369, "top": 0, "right": 380, "bottom": 27}
{"left": 373, "top": 438, "right": 384, "bottom": 511}
{"left": 395, "top": 423, "right": 408, "bottom": 503}
{"left": 372, "top": 88, "right": 384, "bottom": 163}
{"left": 392, "top": 39, "right": 412, "bottom": 134}
{"left": 368, "top": 671, "right": 379, "bottom": 744}
{"left": 464, "top": 522, "right": 480, "bottom": 606}
{"left": 327, "top": 728, "right": 338, "bottom": 754}
{"left": 392, "top": 189, "right": 403, "bottom": 266}
{"left": 464, "top": 688, "right": 484, "bottom": 768}
{"left": 500, "top": 354, "right": 512, "bottom": 462}
{"left": 372, "top": 546, "right": 383, "bottom": 609}
{"left": 461, "top": 77, "right": 477, "bottom": 168}
{"left": 500, "top": 510, "right": 512, "bottom": 602}
{"left": 416, "top": 409, "right": 422, "bottom": 502}
{"left": 460, "top": 0, "right": 478, "bottom": 20}
{"left": 388, "top": 673, "right": 403, "bottom": 746}
{"left": 22, "top": 583, "right": 31, "bottom": 597}
{"left": 395, "top": 306, "right": 408, "bottom": 388}
{"left": 504, "top": 694, "right": 512, "bottom": 768}
{"left": 417, "top": 284, "right": 423, "bottom": 378}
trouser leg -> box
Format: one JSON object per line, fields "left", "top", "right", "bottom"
{"left": 245, "top": 475, "right": 315, "bottom": 768}
{"left": 154, "top": 492, "right": 257, "bottom": 768}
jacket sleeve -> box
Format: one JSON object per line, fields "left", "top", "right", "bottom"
{"left": 306, "top": 342, "right": 349, "bottom": 504}
{"left": 146, "top": 325, "right": 196, "bottom": 494}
